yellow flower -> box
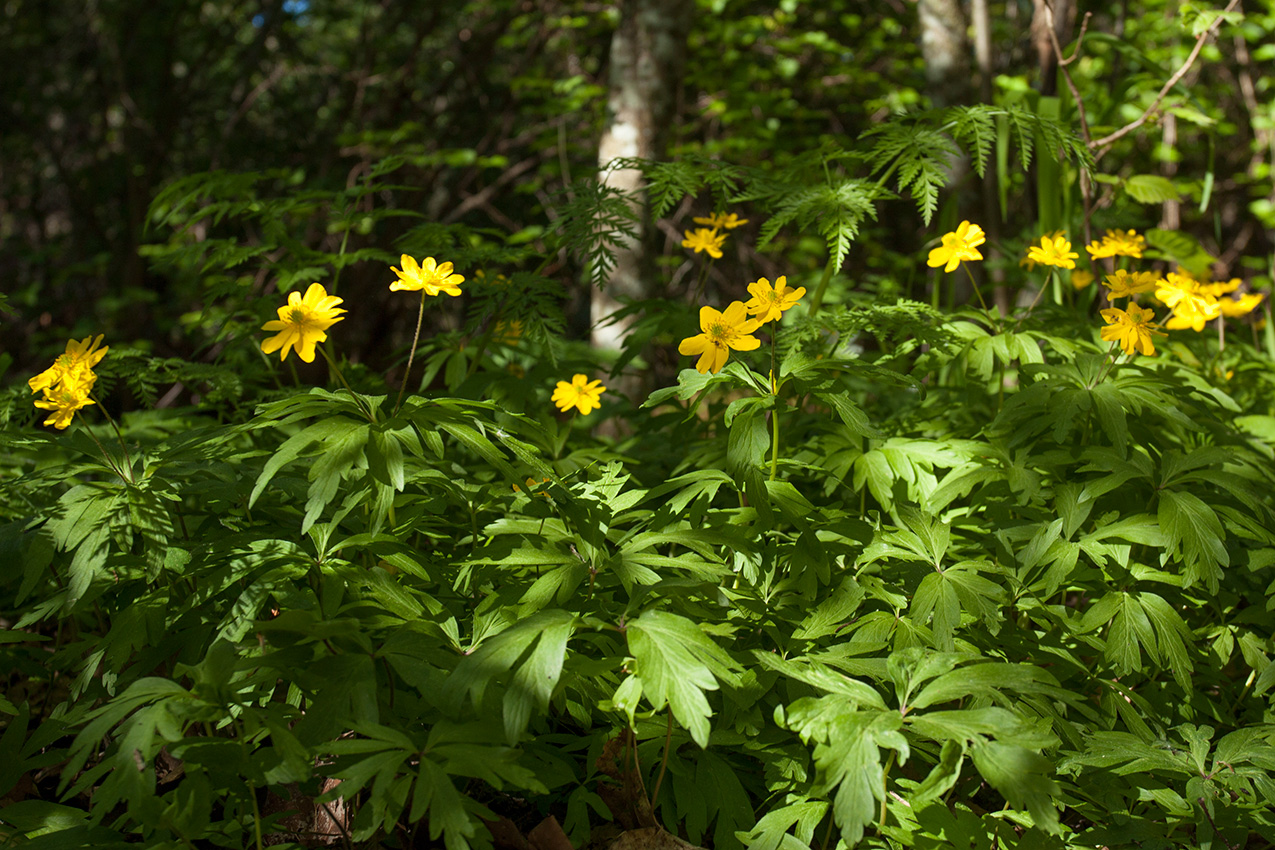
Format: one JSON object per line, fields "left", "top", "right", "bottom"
{"left": 33, "top": 383, "right": 97, "bottom": 430}
{"left": 493, "top": 319, "right": 524, "bottom": 345}
{"left": 1086, "top": 229, "right": 1146, "bottom": 259}
{"left": 927, "top": 221, "right": 985, "bottom": 273}
{"left": 678, "top": 301, "right": 762, "bottom": 374}
{"left": 1026, "top": 233, "right": 1080, "bottom": 269}
{"left": 1156, "top": 272, "right": 1220, "bottom": 332}
{"left": 1201, "top": 277, "right": 1242, "bottom": 298}
{"left": 1218, "top": 291, "right": 1264, "bottom": 318}
{"left": 682, "top": 228, "right": 728, "bottom": 259}
{"left": 260, "top": 282, "right": 347, "bottom": 363}
{"left": 693, "top": 212, "right": 749, "bottom": 230}
{"left": 1102, "top": 269, "right": 1159, "bottom": 300}
{"left": 552, "top": 374, "right": 606, "bottom": 415}
{"left": 28, "top": 335, "right": 109, "bottom": 395}
{"left": 1100, "top": 302, "right": 1164, "bottom": 356}
{"left": 744, "top": 275, "right": 806, "bottom": 323}
{"left": 390, "top": 255, "right": 464, "bottom": 296}
{"left": 1071, "top": 270, "right": 1095, "bottom": 290}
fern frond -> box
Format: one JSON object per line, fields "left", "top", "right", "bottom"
{"left": 551, "top": 180, "right": 641, "bottom": 290}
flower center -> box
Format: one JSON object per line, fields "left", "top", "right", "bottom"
{"left": 288, "top": 307, "right": 311, "bottom": 325}
{"left": 708, "top": 321, "right": 729, "bottom": 341}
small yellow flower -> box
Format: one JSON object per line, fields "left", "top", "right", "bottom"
{"left": 682, "top": 228, "right": 728, "bottom": 259}
{"left": 693, "top": 212, "right": 749, "bottom": 230}
{"left": 260, "top": 282, "right": 347, "bottom": 363}
{"left": 1026, "top": 234, "right": 1080, "bottom": 270}
{"left": 1156, "top": 272, "right": 1220, "bottom": 332}
{"left": 927, "top": 221, "right": 985, "bottom": 273}
{"left": 28, "top": 335, "right": 109, "bottom": 395}
{"left": 1201, "top": 278, "right": 1242, "bottom": 298}
{"left": 1218, "top": 291, "right": 1264, "bottom": 318}
{"left": 493, "top": 319, "right": 524, "bottom": 345}
{"left": 1086, "top": 229, "right": 1146, "bottom": 259}
{"left": 390, "top": 255, "right": 464, "bottom": 296}
{"left": 33, "top": 383, "right": 97, "bottom": 430}
{"left": 1102, "top": 269, "right": 1159, "bottom": 300}
{"left": 1071, "top": 270, "right": 1095, "bottom": 290}
{"left": 552, "top": 374, "right": 606, "bottom": 415}
{"left": 1100, "top": 302, "right": 1164, "bottom": 356}
{"left": 678, "top": 301, "right": 762, "bottom": 374}
{"left": 744, "top": 275, "right": 806, "bottom": 324}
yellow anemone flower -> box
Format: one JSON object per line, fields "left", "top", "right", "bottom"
{"left": 1219, "top": 292, "right": 1264, "bottom": 318}
{"left": 1086, "top": 229, "right": 1146, "bottom": 259}
{"left": 678, "top": 301, "right": 762, "bottom": 374}
{"left": 28, "top": 335, "right": 109, "bottom": 395}
{"left": 260, "top": 282, "right": 347, "bottom": 363}
{"left": 1155, "top": 272, "right": 1220, "bottom": 332}
{"left": 33, "top": 383, "right": 97, "bottom": 430}
{"left": 390, "top": 255, "right": 464, "bottom": 296}
{"left": 681, "top": 228, "right": 728, "bottom": 259}
{"left": 927, "top": 221, "right": 985, "bottom": 273}
{"left": 1102, "top": 269, "right": 1159, "bottom": 300}
{"left": 552, "top": 374, "right": 606, "bottom": 415}
{"left": 1026, "top": 233, "right": 1080, "bottom": 269}
{"left": 693, "top": 212, "right": 749, "bottom": 230}
{"left": 1100, "top": 302, "right": 1164, "bottom": 356}
{"left": 744, "top": 275, "right": 806, "bottom": 323}
{"left": 1071, "top": 270, "right": 1095, "bottom": 290}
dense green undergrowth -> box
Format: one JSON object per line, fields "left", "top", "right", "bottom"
{"left": 4, "top": 76, "right": 1275, "bottom": 850}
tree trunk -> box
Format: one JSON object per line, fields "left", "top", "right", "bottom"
{"left": 592, "top": 0, "right": 692, "bottom": 360}
{"left": 1031, "top": 0, "right": 1072, "bottom": 95}
{"left": 918, "top": 0, "right": 970, "bottom": 108}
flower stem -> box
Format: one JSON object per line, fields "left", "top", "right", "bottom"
{"left": 89, "top": 396, "right": 134, "bottom": 483}
{"left": 769, "top": 332, "right": 780, "bottom": 481}
{"left": 74, "top": 412, "right": 129, "bottom": 482}
{"left": 807, "top": 254, "right": 838, "bottom": 317}
{"left": 961, "top": 261, "right": 991, "bottom": 314}
{"left": 394, "top": 290, "right": 427, "bottom": 416}
{"left": 318, "top": 347, "right": 375, "bottom": 422}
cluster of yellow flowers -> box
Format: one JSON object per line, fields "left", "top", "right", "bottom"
{"left": 929, "top": 222, "right": 1265, "bottom": 360}
{"left": 679, "top": 275, "right": 805, "bottom": 374}
{"left": 1100, "top": 267, "right": 1264, "bottom": 356}
{"left": 681, "top": 211, "right": 749, "bottom": 260}
{"left": 28, "top": 335, "right": 109, "bottom": 429}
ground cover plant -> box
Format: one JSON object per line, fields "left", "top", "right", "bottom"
{"left": 3, "top": 3, "right": 1275, "bottom": 850}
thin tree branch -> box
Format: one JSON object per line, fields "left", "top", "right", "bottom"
{"left": 1090, "top": 0, "right": 1242, "bottom": 157}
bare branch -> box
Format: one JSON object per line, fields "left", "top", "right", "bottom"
{"left": 1090, "top": 0, "right": 1242, "bottom": 157}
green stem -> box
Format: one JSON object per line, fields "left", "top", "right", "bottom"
{"left": 395, "top": 290, "right": 427, "bottom": 415}
{"left": 769, "top": 332, "right": 780, "bottom": 481}
{"left": 807, "top": 254, "right": 838, "bottom": 317}
{"left": 650, "top": 708, "right": 674, "bottom": 811}
{"left": 879, "top": 750, "right": 896, "bottom": 831}
{"left": 91, "top": 396, "right": 134, "bottom": 481}
{"left": 74, "top": 411, "right": 129, "bottom": 483}
{"left": 318, "top": 347, "right": 375, "bottom": 422}
{"left": 691, "top": 257, "right": 714, "bottom": 304}
{"left": 961, "top": 261, "right": 991, "bottom": 315}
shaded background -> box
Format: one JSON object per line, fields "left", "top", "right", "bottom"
{"left": 3, "top": 0, "right": 1272, "bottom": 379}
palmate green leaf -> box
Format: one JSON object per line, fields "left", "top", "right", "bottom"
{"left": 626, "top": 609, "right": 741, "bottom": 748}
{"left": 738, "top": 801, "right": 829, "bottom": 850}
{"left": 1158, "top": 489, "right": 1228, "bottom": 591}
{"left": 782, "top": 698, "right": 907, "bottom": 846}
{"left": 969, "top": 741, "right": 1061, "bottom": 834}
{"left": 443, "top": 610, "right": 575, "bottom": 745}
